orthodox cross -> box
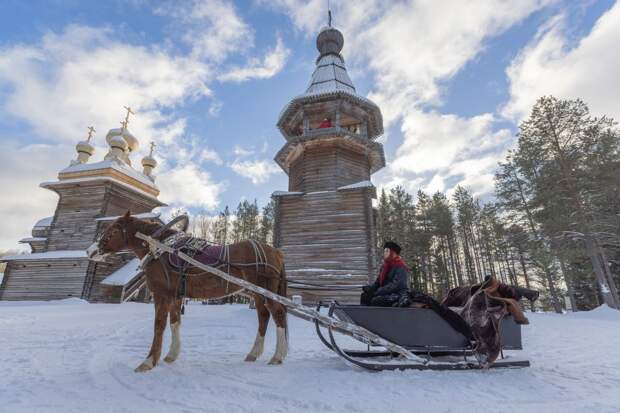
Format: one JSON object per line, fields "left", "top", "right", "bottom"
{"left": 122, "top": 105, "right": 135, "bottom": 129}
{"left": 328, "top": 2, "right": 332, "bottom": 27}
{"left": 86, "top": 126, "right": 96, "bottom": 142}
{"left": 149, "top": 141, "right": 156, "bottom": 157}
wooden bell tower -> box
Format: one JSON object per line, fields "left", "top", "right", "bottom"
{"left": 273, "top": 22, "right": 386, "bottom": 304}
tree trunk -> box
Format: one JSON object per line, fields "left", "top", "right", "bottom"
{"left": 557, "top": 251, "right": 578, "bottom": 311}
{"left": 586, "top": 238, "right": 619, "bottom": 309}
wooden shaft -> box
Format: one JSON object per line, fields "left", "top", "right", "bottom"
{"left": 135, "top": 232, "right": 420, "bottom": 361}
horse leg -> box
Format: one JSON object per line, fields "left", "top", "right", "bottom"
{"left": 135, "top": 295, "right": 171, "bottom": 372}
{"left": 245, "top": 295, "right": 270, "bottom": 362}
{"left": 264, "top": 299, "right": 288, "bottom": 365}
{"left": 164, "top": 298, "right": 183, "bottom": 363}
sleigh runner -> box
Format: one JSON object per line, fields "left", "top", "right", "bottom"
{"left": 135, "top": 230, "right": 530, "bottom": 372}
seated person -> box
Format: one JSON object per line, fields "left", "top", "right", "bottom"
{"left": 361, "top": 241, "right": 408, "bottom": 307}
{"left": 318, "top": 117, "right": 332, "bottom": 128}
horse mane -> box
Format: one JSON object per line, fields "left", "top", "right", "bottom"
{"left": 129, "top": 218, "right": 178, "bottom": 240}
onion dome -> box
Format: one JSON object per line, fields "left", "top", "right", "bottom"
{"left": 76, "top": 140, "right": 95, "bottom": 156}
{"left": 141, "top": 142, "right": 158, "bottom": 179}
{"left": 316, "top": 26, "right": 344, "bottom": 57}
{"left": 105, "top": 127, "right": 139, "bottom": 152}
{"left": 73, "top": 139, "right": 96, "bottom": 164}
{"left": 109, "top": 133, "right": 128, "bottom": 151}
{"left": 141, "top": 154, "right": 157, "bottom": 169}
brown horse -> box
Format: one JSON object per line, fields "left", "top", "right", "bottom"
{"left": 87, "top": 211, "right": 289, "bottom": 372}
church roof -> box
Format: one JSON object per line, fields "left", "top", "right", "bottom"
{"left": 306, "top": 53, "right": 355, "bottom": 94}
{"left": 100, "top": 258, "right": 142, "bottom": 286}
{"left": 277, "top": 25, "right": 384, "bottom": 140}
{"left": 59, "top": 159, "right": 158, "bottom": 191}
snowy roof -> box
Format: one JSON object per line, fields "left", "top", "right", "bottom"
{"left": 337, "top": 180, "right": 374, "bottom": 191}
{"left": 272, "top": 190, "right": 304, "bottom": 197}
{"left": 100, "top": 258, "right": 142, "bottom": 286}
{"left": 60, "top": 159, "right": 157, "bottom": 190}
{"left": 96, "top": 212, "right": 160, "bottom": 222}
{"left": 19, "top": 237, "right": 47, "bottom": 243}
{"left": 34, "top": 217, "right": 53, "bottom": 228}
{"left": 1, "top": 250, "right": 87, "bottom": 261}
{"left": 41, "top": 176, "right": 165, "bottom": 206}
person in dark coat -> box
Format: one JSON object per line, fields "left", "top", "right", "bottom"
{"left": 361, "top": 241, "right": 409, "bottom": 307}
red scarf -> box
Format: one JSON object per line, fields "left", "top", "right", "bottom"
{"left": 378, "top": 254, "right": 407, "bottom": 286}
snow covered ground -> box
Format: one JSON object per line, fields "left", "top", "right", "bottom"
{"left": 1, "top": 300, "right": 619, "bottom": 413}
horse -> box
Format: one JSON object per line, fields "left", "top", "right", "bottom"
{"left": 87, "top": 211, "right": 289, "bottom": 372}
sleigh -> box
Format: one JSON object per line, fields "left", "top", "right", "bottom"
{"left": 136, "top": 230, "right": 531, "bottom": 372}
{"left": 314, "top": 302, "right": 530, "bottom": 371}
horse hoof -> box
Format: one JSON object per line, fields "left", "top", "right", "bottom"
{"left": 268, "top": 358, "right": 283, "bottom": 365}
{"left": 244, "top": 355, "right": 257, "bottom": 362}
{"left": 164, "top": 355, "right": 177, "bottom": 364}
{"left": 134, "top": 358, "right": 154, "bottom": 372}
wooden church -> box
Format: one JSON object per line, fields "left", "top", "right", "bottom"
{"left": 273, "top": 21, "right": 386, "bottom": 304}
{"left": 0, "top": 112, "right": 163, "bottom": 303}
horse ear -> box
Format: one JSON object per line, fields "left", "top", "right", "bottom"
{"left": 124, "top": 210, "right": 131, "bottom": 219}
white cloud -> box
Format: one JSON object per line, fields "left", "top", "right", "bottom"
{"left": 218, "top": 36, "right": 290, "bottom": 83}
{"left": 0, "top": 141, "right": 65, "bottom": 250}
{"left": 157, "top": 0, "right": 254, "bottom": 61}
{"left": 233, "top": 144, "right": 254, "bottom": 157}
{"left": 0, "top": 25, "right": 210, "bottom": 144}
{"left": 392, "top": 111, "right": 509, "bottom": 174}
{"left": 208, "top": 101, "right": 223, "bottom": 117}
{"left": 200, "top": 147, "right": 223, "bottom": 165}
{"left": 157, "top": 164, "right": 224, "bottom": 210}
{"left": 229, "top": 159, "right": 281, "bottom": 184}
{"left": 502, "top": 3, "right": 620, "bottom": 122}
{"left": 387, "top": 109, "right": 512, "bottom": 197}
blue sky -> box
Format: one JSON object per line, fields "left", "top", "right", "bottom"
{"left": 0, "top": 0, "right": 619, "bottom": 249}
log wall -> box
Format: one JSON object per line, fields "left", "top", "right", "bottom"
{"left": 0, "top": 258, "right": 88, "bottom": 301}
{"left": 274, "top": 187, "right": 377, "bottom": 304}
{"left": 288, "top": 141, "right": 370, "bottom": 192}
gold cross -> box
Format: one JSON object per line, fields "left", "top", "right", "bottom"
{"left": 123, "top": 105, "right": 135, "bottom": 128}
{"left": 86, "top": 126, "right": 96, "bottom": 142}
{"left": 149, "top": 141, "right": 156, "bottom": 157}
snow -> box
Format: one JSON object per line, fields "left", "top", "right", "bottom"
{"left": 101, "top": 258, "right": 142, "bottom": 286}
{"left": 272, "top": 190, "right": 304, "bottom": 197}
{"left": 1, "top": 302, "right": 619, "bottom": 412}
{"left": 60, "top": 159, "right": 157, "bottom": 190}
{"left": 18, "top": 237, "right": 47, "bottom": 243}
{"left": 34, "top": 216, "right": 53, "bottom": 228}
{"left": 337, "top": 180, "right": 374, "bottom": 190}
{"left": 41, "top": 176, "right": 161, "bottom": 203}
{"left": 1, "top": 250, "right": 87, "bottom": 261}
{"left": 96, "top": 212, "right": 160, "bottom": 222}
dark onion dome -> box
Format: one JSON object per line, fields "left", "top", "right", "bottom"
{"left": 316, "top": 26, "right": 344, "bottom": 57}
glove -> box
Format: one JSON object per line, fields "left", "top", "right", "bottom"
{"left": 362, "top": 285, "right": 371, "bottom": 293}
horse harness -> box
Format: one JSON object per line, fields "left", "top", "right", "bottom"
{"left": 143, "top": 232, "right": 281, "bottom": 303}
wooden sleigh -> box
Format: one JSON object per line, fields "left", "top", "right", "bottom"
{"left": 136, "top": 232, "right": 530, "bottom": 372}
{"left": 314, "top": 302, "right": 530, "bottom": 371}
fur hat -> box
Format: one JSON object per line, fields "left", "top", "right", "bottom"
{"left": 383, "top": 241, "right": 401, "bottom": 255}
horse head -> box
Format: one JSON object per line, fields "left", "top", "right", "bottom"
{"left": 87, "top": 211, "right": 137, "bottom": 261}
